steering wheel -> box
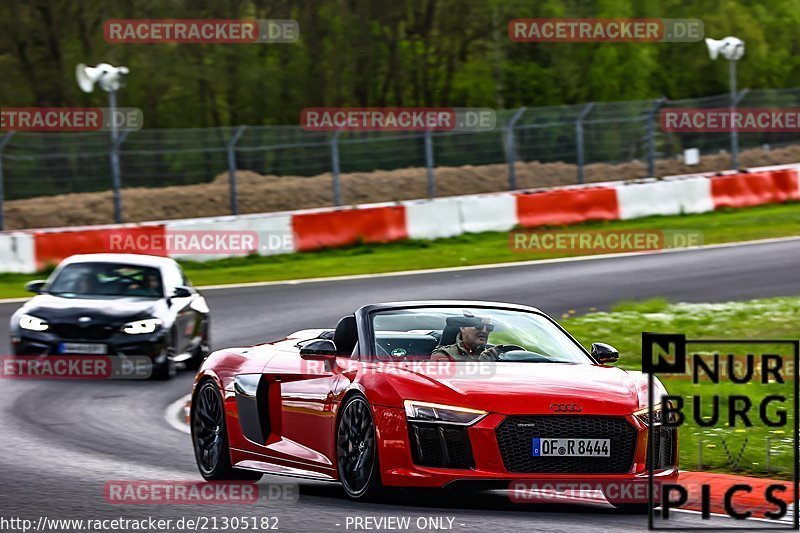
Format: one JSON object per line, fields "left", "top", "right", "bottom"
{"left": 490, "top": 344, "right": 525, "bottom": 354}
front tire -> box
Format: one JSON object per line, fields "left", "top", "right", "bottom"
{"left": 192, "top": 380, "right": 262, "bottom": 481}
{"left": 336, "top": 394, "right": 383, "bottom": 500}
{"left": 151, "top": 357, "right": 176, "bottom": 380}
{"left": 185, "top": 321, "right": 211, "bottom": 371}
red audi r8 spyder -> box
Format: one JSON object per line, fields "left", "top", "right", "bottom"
{"left": 190, "top": 301, "right": 677, "bottom": 508}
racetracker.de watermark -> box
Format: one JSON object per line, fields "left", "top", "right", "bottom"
{"left": 0, "top": 356, "right": 152, "bottom": 380}
{"left": 300, "top": 359, "right": 497, "bottom": 379}
{"left": 661, "top": 108, "right": 800, "bottom": 132}
{"left": 509, "top": 18, "right": 703, "bottom": 42}
{"left": 510, "top": 230, "right": 704, "bottom": 254}
{"left": 105, "top": 230, "right": 294, "bottom": 256}
{"left": 300, "top": 108, "right": 496, "bottom": 132}
{"left": 103, "top": 481, "right": 298, "bottom": 504}
{"left": 104, "top": 19, "right": 299, "bottom": 43}
{"left": 0, "top": 108, "right": 143, "bottom": 132}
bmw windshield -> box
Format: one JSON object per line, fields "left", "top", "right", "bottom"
{"left": 47, "top": 263, "right": 164, "bottom": 299}
{"left": 370, "top": 307, "right": 592, "bottom": 363}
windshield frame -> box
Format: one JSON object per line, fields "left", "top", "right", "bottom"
{"left": 356, "top": 301, "right": 595, "bottom": 364}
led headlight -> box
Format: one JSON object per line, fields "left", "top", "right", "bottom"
{"left": 634, "top": 401, "right": 676, "bottom": 426}
{"left": 122, "top": 318, "right": 162, "bottom": 335}
{"left": 19, "top": 314, "right": 49, "bottom": 332}
{"left": 404, "top": 400, "right": 487, "bottom": 426}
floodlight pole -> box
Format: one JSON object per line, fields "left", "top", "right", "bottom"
{"left": 729, "top": 58, "right": 739, "bottom": 171}
{"left": 109, "top": 89, "right": 123, "bottom": 223}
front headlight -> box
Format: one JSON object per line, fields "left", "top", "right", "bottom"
{"left": 122, "top": 318, "right": 162, "bottom": 335}
{"left": 634, "top": 401, "right": 676, "bottom": 426}
{"left": 404, "top": 400, "right": 487, "bottom": 426}
{"left": 19, "top": 314, "right": 49, "bottom": 331}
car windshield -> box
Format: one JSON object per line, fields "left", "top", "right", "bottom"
{"left": 47, "top": 262, "right": 164, "bottom": 299}
{"left": 370, "top": 306, "right": 591, "bottom": 364}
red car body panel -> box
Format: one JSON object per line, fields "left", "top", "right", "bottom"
{"left": 192, "top": 303, "right": 679, "bottom": 489}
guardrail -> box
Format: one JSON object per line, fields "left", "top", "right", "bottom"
{"left": 1, "top": 164, "right": 797, "bottom": 274}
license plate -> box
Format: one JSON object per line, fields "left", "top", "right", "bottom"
{"left": 532, "top": 438, "right": 610, "bottom": 457}
{"left": 58, "top": 342, "right": 107, "bottom": 355}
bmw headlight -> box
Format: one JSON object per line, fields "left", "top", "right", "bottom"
{"left": 19, "top": 314, "right": 49, "bottom": 331}
{"left": 122, "top": 318, "right": 162, "bottom": 335}
{"left": 404, "top": 400, "right": 487, "bottom": 426}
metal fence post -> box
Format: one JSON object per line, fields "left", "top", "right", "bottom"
{"left": 0, "top": 131, "right": 15, "bottom": 231}
{"left": 109, "top": 89, "right": 124, "bottom": 224}
{"left": 575, "top": 102, "right": 594, "bottom": 184}
{"left": 227, "top": 126, "right": 247, "bottom": 216}
{"left": 646, "top": 97, "right": 667, "bottom": 177}
{"left": 505, "top": 107, "right": 526, "bottom": 191}
{"left": 331, "top": 129, "right": 342, "bottom": 206}
{"left": 424, "top": 129, "right": 435, "bottom": 199}
{"left": 731, "top": 87, "right": 749, "bottom": 171}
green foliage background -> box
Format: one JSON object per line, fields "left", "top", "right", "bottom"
{"left": 2, "top": 0, "right": 799, "bottom": 128}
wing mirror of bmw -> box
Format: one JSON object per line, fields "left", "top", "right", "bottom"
{"left": 300, "top": 339, "right": 338, "bottom": 361}
{"left": 591, "top": 342, "right": 620, "bottom": 364}
{"left": 25, "top": 280, "right": 47, "bottom": 294}
{"left": 172, "top": 286, "right": 193, "bottom": 298}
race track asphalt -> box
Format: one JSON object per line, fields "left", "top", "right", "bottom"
{"left": 1, "top": 238, "right": 798, "bottom": 532}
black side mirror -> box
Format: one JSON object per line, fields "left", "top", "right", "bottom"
{"left": 172, "top": 286, "right": 193, "bottom": 298}
{"left": 300, "top": 339, "right": 338, "bottom": 361}
{"left": 591, "top": 342, "right": 619, "bottom": 364}
{"left": 25, "top": 280, "right": 46, "bottom": 294}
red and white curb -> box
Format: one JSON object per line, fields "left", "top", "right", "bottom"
{"left": 165, "top": 393, "right": 191, "bottom": 435}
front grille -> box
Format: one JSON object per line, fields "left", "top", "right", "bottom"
{"left": 647, "top": 425, "right": 677, "bottom": 470}
{"left": 409, "top": 422, "right": 474, "bottom": 469}
{"left": 495, "top": 415, "right": 637, "bottom": 474}
{"left": 51, "top": 323, "right": 116, "bottom": 340}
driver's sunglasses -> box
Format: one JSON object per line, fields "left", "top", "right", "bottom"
{"left": 472, "top": 323, "right": 494, "bottom": 332}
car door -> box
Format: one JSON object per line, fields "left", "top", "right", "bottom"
{"left": 258, "top": 345, "right": 348, "bottom": 471}
{"left": 162, "top": 263, "right": 198, "bottom": 354}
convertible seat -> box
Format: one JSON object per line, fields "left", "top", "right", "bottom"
{"left": 333, "top": 315, "right": 358, "bottom": 355}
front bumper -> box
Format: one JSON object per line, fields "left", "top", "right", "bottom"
{"left": 11, "top": 327, "right": 170, "bottom": 361}
{"left": 373, "top": 406, "right": 679, "bottom": 489}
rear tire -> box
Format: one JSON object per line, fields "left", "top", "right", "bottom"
{"left": 192, "top": 380, "right": 263, "bottom": 481}
{"left": 336, "top": 394, "right": 383, "bottom": 500}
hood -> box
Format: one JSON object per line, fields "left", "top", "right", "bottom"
{"left": 21, "top": 294, "right": 164, "bottom": 324}
{"left": 369, "top": 362, "right": 646, "bottom": 416}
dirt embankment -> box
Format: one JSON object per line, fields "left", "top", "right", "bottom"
{"left": 6, "top": 145, "right": 800, "bottom": 230}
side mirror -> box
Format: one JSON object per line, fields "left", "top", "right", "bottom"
{"left": 592, "top": 342, "right": 619, "bottom": 364}
{"left": 172, "top": 286, "right": 193, "bottom": 298}
{"left": 300, "top": 339, "right": 338, "bottom": 361}
{"left": 25, "top": 280, "right": 47, "bottom": 294}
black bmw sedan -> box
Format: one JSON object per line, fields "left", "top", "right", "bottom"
{"left": 10, "top": 253, "right": 211, "bottom": 380}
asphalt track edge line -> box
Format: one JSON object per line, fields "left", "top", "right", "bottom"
{"left": 0, "top": 235, "right": 798, "bottom": 304}
{"left": 182, "top": 234, "right": 800, "bottom": 292}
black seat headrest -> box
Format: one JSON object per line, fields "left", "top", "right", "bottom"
{"left": 333, "top": 315, "right": 358, "bottom": 356}
{"left": 438, "top": 324, "right": 461, "bottom": 347}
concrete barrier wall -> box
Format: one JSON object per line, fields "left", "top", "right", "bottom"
{"left": 617, "top": 177, "right": 714, "bottom": 220}
{"left": 3, "top": 166, "right": 797, "bottom": 272}
{"left": 0, "top": 233, "right": 36, "bottom": 273}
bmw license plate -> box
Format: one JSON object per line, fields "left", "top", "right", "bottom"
{"left": 532, "top": 438, "right": 610, "bottom": 457}
{"left": 58, "top": 342, "right": 107, "bottom": 355}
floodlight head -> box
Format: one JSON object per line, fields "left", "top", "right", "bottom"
{"left": 76, "top": 63, "right": 129, "bottom": 93}
{"left": 705, "top": 36, "right": 745, "bottom": 61}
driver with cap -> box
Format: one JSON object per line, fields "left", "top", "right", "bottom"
{"left": 430, "top": 314, "right": 501, "bottom": 361}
